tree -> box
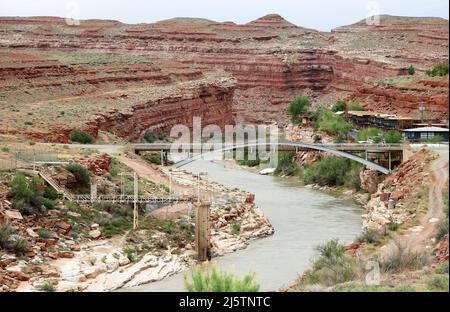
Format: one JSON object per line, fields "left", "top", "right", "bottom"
{"left": 331, "top": 101, "right": 347, "bottom": 112}
{"left": 356, "top": 128, "right": 383, "bottom": 142}
{"left": 426, "top": 64, "right": 449, "bottom": 77}
{"left": 288, "top": 96, "right": 309, "bottom": 124}
{"left": 318, "top": 110, "right": 354, "bottom": 136}
{"left": 383, "top": 130, "right": 403, "bottom": 143}
{"left": 407, "top": 65, "right": 415, "bottom": 76}
{"left": 70, "top": 129, "right": 93, "bottom": 144}
{"left": 184, "top": 262, "right": 260, "bottom": 292}
{"left": 65, "top": 163, "right": 91, "bottom": 188}
{"left": 347, "top": 101, "right": 364, "bottom": 111}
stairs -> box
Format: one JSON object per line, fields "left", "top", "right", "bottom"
{"left": 38, "top": 170, "right": 74, "bottom": 201}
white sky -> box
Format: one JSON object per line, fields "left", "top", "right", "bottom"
{"left": 0, "top": 0, "right": 448, "bottom": 31}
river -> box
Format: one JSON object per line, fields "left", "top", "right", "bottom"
{"left": 124, "top": 160, "right": 362, "bottom": 291}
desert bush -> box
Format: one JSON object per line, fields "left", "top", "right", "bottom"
{"left": 305, "top": 239, "right": 356, "bottom": 286}
{"left": 9, "top": 173, "right": 46, "bottom": 215}
{"left": 379, "top": 239, "right": 430, "bottom": 273}
{"left": 388, "top": 223, "right": 400, "bottom": 232}
{"left": 274, "top": 152, "right": 297, "bottom": 176}
{"left": 435, "top": 262, "right": 449, "bottom": 274}
{"left": 0, "top": 223, "right": 15, "bottom": 249}
{"left": 318, "top": 110, "right": 354, "bottom": 136}
{"left": 231, "top": 223, "right": 241, "bottom": 236}
{"left": 43, "top": 186, "right": 59, "bottom": 200}
{"left": 70, "top": 129, "right": 93, "bottom": 144}
{"left": 37, "top": 281, "right": 56, "bottom": 292}
{"left": 331, "top": 101, "right": 347, "bottom": 112}
{"left": 288, "top": 96, "right": 309, "bottom": 124}
{"left": 65, "top": 163, "right": 91, "bottom": 188}
{"left": 37, "top": 229, "right": 54, "bottom": 239}
{"left": 1, "top": 225, "right": 28, "bottom": 255}
{"left": 426, "top": 63, "right": 449, "bottom": 77}
{"left": 426, "top": 275, "right": 449, "bottom": 292}
{"left": 383, "top": 130, "right": 403, "bottom": 143}
{"left": 184, "top": 262, "right": 260, "bottom": 292}
{"left": 407, "top": 65, "right": 415, "bottom": 75}
{"left": 313, "top": 134, "right": 322, "bottom": 143}
{"left": 347, "top": 101, "right": 364, "bottom": 111}
{"left": 143, "top": 130, "right": 167, "bottom": 143}
{"left": 301, "top": 156, "right": 361, "bottom": 188}
{"left": 357, "top": 228, "right": 382, "bottom": 244}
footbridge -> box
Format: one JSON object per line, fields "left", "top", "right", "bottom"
{"left": 133, "top": 142, "right": 407, "bottom": 174}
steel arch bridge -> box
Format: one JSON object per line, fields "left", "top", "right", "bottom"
{"left": 171, "top": 142, "right": 394, "bottom": 174}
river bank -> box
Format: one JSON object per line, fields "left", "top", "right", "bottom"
{"left": 125, "top": 159, "right": 362, "bottom": 292}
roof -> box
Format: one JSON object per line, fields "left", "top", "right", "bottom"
{"left": 402, "top": 126, "right": 449, "bottom": 133}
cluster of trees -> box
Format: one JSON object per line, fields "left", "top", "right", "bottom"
{"left": 300, "top": 156, "right": 362, "bottom": 189}
{"left": 426, "top": 63, "right": 449, "bottom": 77}
{"left": 356, "top": 128, "right": 403, "bottom": 143}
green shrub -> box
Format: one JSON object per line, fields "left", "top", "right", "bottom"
{"left": 1, "top": 146, "right": 10, "bottom": 153}
{"left": 383, "top": 130, "right": 403, "bottom": 143}
{"left": 9, "top": 173, "right": 46, "bottom": 215}
{"left": 388, "top": 223, "right": 399, "bottom": 232}
{"left": 184, "top": 263, "right": 260, "bottom": 292}
{"left": 24, "top": 121, "right": 33, "bottom": 126}
{"left": 143, "top": 130, "right": 167, "bottom": 143}
{"left": 347, "top": 101, "right": 364, "bottom": 111}
{"left": 7, "top": 235, "right": 28, "bottom": 255}
{"left": 37, "top": 281, "right": 56, "bottom": 292}
{"left": 318, "top": 110, "right": 353, "bottom": 136}
{"left": 41, "top": 198, "right": 55, "bottom": 210}
{"left": 301, "top": 156, "right": 361, "bottom": 188}
{"left": 331, "top": 101, "right": 347, "bottom": 112}
{"left": 358, "top": 228, "right": 382, "bottom": 244}
{"left": 426, "top": 275, "right": 449, "bottom": 292}
{"left": 231, "top": 223, "right": 241, "bottom": 236}
{"left": 425, "top": 135, "right": 445, "bottom": 144}
{"left": 37, "top": 229, "right": 54, "bottom": 239}
{"left": 426, "top": 64, "right": 449, "bottom": 77}
{"left": 288, "top": 96, "right": 309, "bottom": 124}
{"left": 123, "top": 247, "right": 136, "bottom": 262}
{"left": 407, "top": 65, "right": 415, "bottom": 75}
{"left": 435, "top": 262, "right": 449, "bottom": 274}
{"left": 70, "top": 129, "right": 93, "bottom": 144}
{"left": 313, "top": 134, "right": 322, "bottom": 143}
{"left": 236, "top": 150, "right": 261, "bottom": 167}
{"left": 44, "top": 186, "right": 59, "bottom": 200}
{"left": 305, "top": 239, "right": 356, "bottom": 286}
{"left": 275, "top": 152, "right": 297, "bottom": 176}
{"left": 0, "top": 223, "right": 15, "bottom": 250}
{"left": 65, "top": 163, "right": 91, "bottom": 188}
{"left": 357, "top": 128, "right": 383, "bottom": 142}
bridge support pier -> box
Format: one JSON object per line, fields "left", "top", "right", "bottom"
{"left": 194, "top": 201, "right": 211, "bottom": 262}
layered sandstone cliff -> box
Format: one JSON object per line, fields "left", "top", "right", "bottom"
{"left": 0, "top": 14, "right": 448, "bottom": 135}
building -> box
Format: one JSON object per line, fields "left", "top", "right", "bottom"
{"left": 402, "top": 126, "right": 449, "bottom": 142}
{"left": 346, "top": 111, "right": 443, "bottom": 131}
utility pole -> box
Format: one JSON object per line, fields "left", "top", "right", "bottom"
{"left": 419, "top": 102, "right": 425, "bottom": 123}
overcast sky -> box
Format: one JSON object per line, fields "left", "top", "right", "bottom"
{"left": 0, "top": 0, "right": 448, "bottom": 31}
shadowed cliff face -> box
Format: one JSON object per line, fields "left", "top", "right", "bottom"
{"left": 0, "top": 14, "right": 448, "bottom": 140}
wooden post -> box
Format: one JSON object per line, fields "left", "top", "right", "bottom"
{"left": 90, "top": 178, "right": 97, "bottom": 203}
{"left": 195, "top": 201, "right": 211, "bottom": 262}
{"left": 133, "top": 172, "right": 138, "bottom": 229}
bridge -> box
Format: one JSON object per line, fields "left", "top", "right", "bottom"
{"left": 132, "top": 142, "right": 407, "bottom": 174}
{"left": 37, "top": 169, "right": 189, "bottom": 204}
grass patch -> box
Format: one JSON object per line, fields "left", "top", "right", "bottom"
{"left": 379, "top": 240, "right": 430, "bottom": 273}
{"left": 426, "top": 275, "right": 449, "bottom": 292}
{"left": 231, "top": 223, "right": 241, "bottom": 236}
{"left": 303, "top": 239, "right": 356, "bottom": 287}
{"left": 184, "top": 262, "right": 260, "bottom": 292}
{"left": 37, "top": 281, "right": 56, "bottom": 292}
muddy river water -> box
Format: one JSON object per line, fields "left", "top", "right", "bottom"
{"left": 125, "top": 160, "right": 362, "bottom": 291}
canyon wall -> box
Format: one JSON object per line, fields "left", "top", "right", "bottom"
{"left": 0, "top": 14, "right": 448, "bottom": 141}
